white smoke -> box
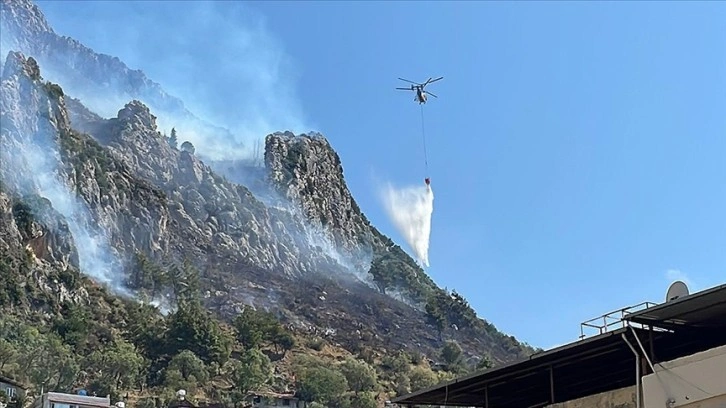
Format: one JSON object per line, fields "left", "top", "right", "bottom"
{"left": 379, "top": 182, "right": 434, "bottom": 267}
{"left": 19, "top": 0, "right": 312, "bottom": 163}
{"left": 0, "top": 119, "right": 131, "bottom": 298}
{"left": 0, "top": 53, "right": 133, "bottom": 298}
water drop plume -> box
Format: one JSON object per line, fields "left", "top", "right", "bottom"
{"left": 380, "top": 182, "right": 434, "bottom": 267}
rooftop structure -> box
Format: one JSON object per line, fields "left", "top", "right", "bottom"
{"left": 392, "top": 281, "right": 726, "bottom": 407}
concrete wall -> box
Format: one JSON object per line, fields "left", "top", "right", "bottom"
{"left": 546, "top": 385, "right": 638, "bottom": 408}
{"left": 643, "top": 344, "right": 726, "bottom": 408}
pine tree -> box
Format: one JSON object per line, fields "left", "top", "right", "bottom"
{"left": 168, "top": 128, "right": 178, "bottom": 149}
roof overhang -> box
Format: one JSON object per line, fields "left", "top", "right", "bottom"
{"left": 393, "top": 327, "right": 646, "bottom": 407}
{"left": 624, "top": 284, "right": 726, "bottom": 331}
{"left": 393, "top": 283, "right": 726, "bottom": 407}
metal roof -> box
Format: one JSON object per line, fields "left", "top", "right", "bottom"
{"left": 0, "top": 375, "right": 25, "bottom": 389}
{"left": 392, "top": 283, "right": 726, "bottom": 408}
{"left": 623, "top": 284, "right": 726, "bottom": 330}
{"left": 45, "top": 392, "right": 111, "bottom": 407}
{"left": 393, "top": 327, "right": 643, "bottom": 407}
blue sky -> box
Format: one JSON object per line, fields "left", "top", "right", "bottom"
{"left": 36, "top": 1, "right": 726, "bottom": 350}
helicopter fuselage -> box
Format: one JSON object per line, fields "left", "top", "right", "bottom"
{"left": 416, "top": 87, "right": 427, "bottom": 103}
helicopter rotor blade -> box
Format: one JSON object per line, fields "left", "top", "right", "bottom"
{"left": 398, "top": 77, "right": 420, "bottom": 85}
{"left": 425, "top": 91, "right": 438, "bottom": 98}
{"left": 396, "top": 87, "right": 412, "bottom": 91}
{"left": 428, "top": 76, "right": 444, "bottom": 84}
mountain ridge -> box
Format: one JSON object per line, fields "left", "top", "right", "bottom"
{"left": 0, "top": 0, "right": 538, "bottom": 405}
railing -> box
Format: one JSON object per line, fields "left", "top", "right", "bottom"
{"left": 579, "top": 301, "right": 660, "bottom": 339}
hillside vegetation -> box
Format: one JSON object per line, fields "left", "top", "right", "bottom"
{"left": 0, "top": 249, "right": 493, "bottom": 408}
{"left": 0, "top": 3, "right": 540, "bottom": 406}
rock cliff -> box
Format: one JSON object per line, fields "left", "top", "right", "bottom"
{"left": 0, "top": 0, "right": 235, "bottom": 149}
{"left": 0, "top": 0, "right": 537, "bottom": 377}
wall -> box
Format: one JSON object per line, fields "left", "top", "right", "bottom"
{"left": 0, "top": 381, "right": 26, "bottom": 400}
{"left": 546, "top": 385, "right": 637, "bottom": 408}
{"left": 643, "top": 344, "right": 726, "bottom": 408}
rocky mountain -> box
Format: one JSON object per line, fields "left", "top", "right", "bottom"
{"left": 0, "top": 0, "right": 239, "bottom": 159}
{"left": 0, "top": 0, "right": 538, "bottom": 403}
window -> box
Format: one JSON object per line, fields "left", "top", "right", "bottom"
{"left": 282, "top": 399, "right": 290, "bottom": 406}
{"left": 5, "top": 387, "right": 16, "bottom": 399}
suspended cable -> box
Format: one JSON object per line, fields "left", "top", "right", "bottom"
{"left": 420, "top": 103, "right": 429, "bottom": 178}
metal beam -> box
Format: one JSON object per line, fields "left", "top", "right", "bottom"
{"left": 549, "top": 365, "right": 555, "bottom": 404}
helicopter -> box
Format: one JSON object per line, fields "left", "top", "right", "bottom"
{"left": 396, "top": 76, "right": 443, "bottom": 104}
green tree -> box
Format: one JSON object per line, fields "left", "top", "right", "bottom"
{"left": 168, "top": 128, "right": 178, "bottom": 149}
{"left": 233, "top": 307, "right": 293, "bottom": 353}
{"left": 295, "top": 366, "right": 348, "bottom": 405}
{"left": 166, "top": 350, "right": 208, "bottom": 383}
{"left": 476, "top": 354, "right": 493, "bottom": 370}
{"left": 0, "top": 338, "right": 15, "bottom": 370}
{"left": 409, "top": 366, "right": 439, "bottom": 392}
{"left": 230, "top": 348, "right": 272, "bottom": 396}
{"left": 52, "top": 302, "right": 91, "bottom": 350}
{"left": 368, "top": 257, "right": 395, "bottom": 294}
{"left": 349, "top": 393, "right": 377, "bottom": 408}
{"left": 233, "top": 308, "right": 265, "bottom": 349}
{"left": 181, "top": 141, "right": 195, "bottom": 155}
{"left": 425, "top": 299, "right": 446, "bottom": 340}
{"left": 340, "top": 358, "right": 377, "bottom": 396}
{"left": 440, "top": 340, "right": 464, "bottom": 372}
{"left": 26, "top": 333, "right": 79, "bottom": 392}
{"left": 165, "top": 262, "right": 233, "bottom": 366}
{"left": 273, "top": 331, "right": 295, "bottom": 355}
{"left": 166, "top": 300, "right": 233, "bottom": 366}
{"left": 124, "top": 303, "right": 167, "bottom": 361}
{"left": 85, "top": 337, "right": 146, "bottom": 391}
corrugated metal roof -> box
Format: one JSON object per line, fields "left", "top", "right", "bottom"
{"left": 392, "top": 282, "right": 726, "bottom": 407}
{"left": 624, "top": 284, "right": 726, "bottom": 330}
{"left": 46, "top": 392, "right": 111, "bottom": 407}
{"left": 0, "top": 376, "right": 25, "bottom": 389}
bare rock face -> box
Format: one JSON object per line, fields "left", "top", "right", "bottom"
{"left": 265, "top": 132, "right": 377, "bottom": 251}
{"left": 0, "top": 0, "right": 233, "bottom": 146}
{"left": 11, "top": 195, "right": 80, "bottom": 269}
{"left": 0, "top": 0, "right": 538, "bottom": 365}
{"left": 1, "top": 51, "right": 171, "bottom": 286}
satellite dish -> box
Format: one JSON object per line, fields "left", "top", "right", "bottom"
{"left": 77, "top": 390, "right": 88, "bottom": 396}
{"left": 666, "top": 281, "right": 689, "bottom": 302}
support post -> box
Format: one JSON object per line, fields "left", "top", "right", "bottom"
{"left": 630, "top": 326, "right": 656, "bottom": 372}
{"left": 549, "top": 365, "right": 555, "bottom": 404}
{"left": 485, "top": 383, "right": 489, "bottom": 408}
{"left": 648, "top": 324, "right": 657, "bottom": 362}
{"left": 622, "top": 333, "right": 641, "bottom": 408}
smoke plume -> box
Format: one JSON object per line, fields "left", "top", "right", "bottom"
{"left": 0, "top": 53, "right": 132, "bottom": 298}
{"left": 18, "top": 0, "right": 312, "bottom": 163}
{"left": 380, "top": 182, "right": 434, "bottom": 267}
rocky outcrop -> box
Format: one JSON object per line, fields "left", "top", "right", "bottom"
{"left": 1, "top": 51, "right": 171, "bottom": 284}
{"left": 0, "top": 0, "right": 233, "bottom": 148}
{"left": 265, "top": 132, "right": 379, "bottom": 253}
{"left": 0, "top": 0, "right": 538, "bottom": 366}
{"left": 75, "top": 99, "right": 357, "bottom": 279}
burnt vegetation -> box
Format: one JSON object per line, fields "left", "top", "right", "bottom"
{"left": 0, "top": 29, "right": 538, "bottom": 408}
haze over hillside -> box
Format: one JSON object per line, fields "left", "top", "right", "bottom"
{"left": 0, "top": 0, "right": 538, "bottom": 406}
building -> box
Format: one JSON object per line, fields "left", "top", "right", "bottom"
{"left": 392, "top": 281, "right": 726, "bottom": 408}
{"left": 248, "top": 392, "right": 302, "bottom": 408}
{"left": 0, "top": 376, "right": 26, "bottom": 408}
{"left": 32, "top": 392, "right": 113, "bottom": 408}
